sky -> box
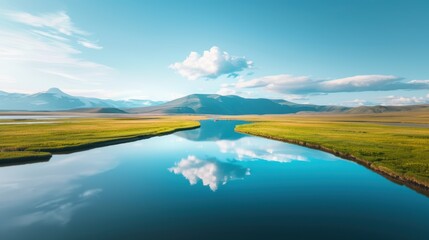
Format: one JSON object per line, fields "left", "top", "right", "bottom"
{"left": 0, "top": 0, "right": 428, "bottom": 106}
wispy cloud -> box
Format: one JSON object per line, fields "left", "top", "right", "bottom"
{"left": 0, "top": 10, "right": 109, "bottom": 85}
{"left": 78, "top": 40, "right": 103, "bottom": 50}
{"left": 235, "top": 74, "right": 429, "bottom": 94}
{"left": 32, "top": 30, "right": 69, "bottom": 41}
{"left": 170, "top": 46, "right": 253, "bottom": 80}
{"left": 38, "top": 69, "right": 86, "bottom": 82}
{"left": 4, "top": 11, "right": 86, "bottom": 36}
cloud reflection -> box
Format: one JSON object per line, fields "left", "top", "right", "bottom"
{"left": 169, "top": 155, "right": 250, "bottom": 191}
{"left": 11, "top": 188, "right": 102, "bottom": 227}
{"left": 0, "top": 153, "right": 117, "bottom": 228}
{"left": 216, "top": 139, "right": 308, "bottom": 163}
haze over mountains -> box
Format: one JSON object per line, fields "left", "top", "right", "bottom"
{"left": 0, "top": 88, "right": 163, "bottom": 111}
{"left": 0, "top": 88, "right": 428, "bottom": 114}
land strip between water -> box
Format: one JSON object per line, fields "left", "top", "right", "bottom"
{"left": 0, "top": 116, "right": 201, "bottom": 166}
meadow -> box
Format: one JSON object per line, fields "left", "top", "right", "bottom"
{"left": 234, "top": 111, "right": 429, "bottom": 190}
{"left": 2, "top": 111, "right": 429, "bottom": 192}
{"left": 0, "top": 116, "right": 200, "bottom": 164}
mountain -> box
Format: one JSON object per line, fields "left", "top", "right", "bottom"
{"left": 2, "top": 90, "right": 426, "bottom": 115}
{"left": 0, "top": 88, "right": 164, "bottom": 111}
{"left": 345, "top": 104, "right": 429, "bottom": 114}
{"left": 128, "top": 94, "right": 349, "bottom": 115}
{"left": 174, "top": 120, "right": 247, "bottom": 141}
{"left": 66, "top": 108, "right": 128, "bottom": 114}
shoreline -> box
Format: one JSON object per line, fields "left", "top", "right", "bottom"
{"left": 0, "top": 154, "right": 52, "bottom": 167}
{"left": 235, "top": 128, "right": 429, "bottom": 198}
{"left": 0, "top": 124, "right": 199, "bottom": 167}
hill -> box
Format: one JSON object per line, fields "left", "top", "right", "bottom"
{"left": 66, "top": 108, "right": 128, "bottom": 114}
{"left": 128, "top": 94, "right": 349, "bottom": 115}
{"left": 346, "top": 104, "right": 429, "bottom": 114}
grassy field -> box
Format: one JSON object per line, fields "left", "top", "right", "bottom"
{"left": 0, "top": 116, "right": 200, "bottom": 164}
{"left": 233, "top": 112, "right": 429, "bottom": 189}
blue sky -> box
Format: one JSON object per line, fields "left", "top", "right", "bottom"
{"left": 0, "top": 0, "right": 428, "bottom": 105}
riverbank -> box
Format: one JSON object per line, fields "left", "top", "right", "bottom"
{"left": 234, "top": 112, "right": 429, "bottom": 193}
{"left": 0, "top": 116, "right": 201, "bottom": 166}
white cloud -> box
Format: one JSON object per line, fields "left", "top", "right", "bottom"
{"left": 32, "top": 30, "right": 69, "bottom": 41}
{"left": 235, "top": 74, "right": 429, "bottom": 94}
{"left": 381, "top": 95, "right": 428, "bottom": 106}
{"left": 169, "top": 155, "right": 250, "bottom": 191}
{"left": 341, "top": 99, "right": 374, "bottom": 107}
{"left": 4, "top": 11, "right": 86, "bottom": 36}
{"left": 79, "top": 188, "right": 103, "bottom": 198}
{"left": 0, "top": 10, "right": 109, "bottom": 86}
{"left": 38, "top": 69, "right": 86, "bottom": 82}
{"left": 216, "top": 87, "right": 237, "bottom": 95}
{"left": 169, "top": 46, "right": 253, "bottom": 80}
{"left": 78, "top": 40, "right": 103, "bottom": 50}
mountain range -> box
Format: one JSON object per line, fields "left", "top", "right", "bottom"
{"left": 1, "top": 88, "right": 428, "bottom": 114}
{"left": 0, "top": 88, "right": 163, "bottom": 111}
{"left": 127, "top": 94, "right": 349, "bottom": 114}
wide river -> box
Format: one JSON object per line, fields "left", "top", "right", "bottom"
{"left": 0, "top": 120, "right": 428, "bottom": 239}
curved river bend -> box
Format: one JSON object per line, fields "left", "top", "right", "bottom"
{"left": 0, "top": 120, "right": 428, "bottom": 239}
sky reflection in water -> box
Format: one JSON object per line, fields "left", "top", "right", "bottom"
{"left": 1, "top": 120, "right": 429, "bottom": 240}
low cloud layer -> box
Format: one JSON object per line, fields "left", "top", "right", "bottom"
{"left": 381, "top": 95, "right": 429, "bottom": 106}
{"left": 235, "top": 74, "right": 429, "bottom": 94}
{"left": 170, "top": 46, "right": 253, "bottom": 80}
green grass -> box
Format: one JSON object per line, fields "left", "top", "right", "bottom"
{"left": 0, "top": 116, "right": 200, "bottom": 163}
{"left": 234, "top": 112, "right": 429, "bottom": 188}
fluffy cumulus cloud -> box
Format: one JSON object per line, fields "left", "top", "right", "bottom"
{"left": 169, "top": 46, "right": 253, "bottom": 80}
{"left": 169, "top": 155, "right": 250, "bottom": 191}
{"left": 235, "top": 74, "right": 429, "bottom": 94}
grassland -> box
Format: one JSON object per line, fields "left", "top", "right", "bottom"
{"left": 233, "top": 111, "right": 429, "bottom": 190}
{"left": 0, "top": 116, "right": 200, "bottom": 165}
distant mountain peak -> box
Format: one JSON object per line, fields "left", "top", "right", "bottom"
{"left": 46, "top": 87, "right": 66, "bottom": 95}
{"left": 0, "top": 88, "right": 164, "bottom": 111}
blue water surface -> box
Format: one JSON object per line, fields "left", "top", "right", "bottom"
{"left": 0, "top": 120, "right": 428, "bottom": 240}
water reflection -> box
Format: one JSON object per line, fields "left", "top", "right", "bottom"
{"left": 169, "top": 155, "right": 250, "bottom": 191}
{"left": 216, "top": 139, "right": 308, "bottom": 163}
{"left": 11, "top": 188, "right": 103, "bottom": 227}
{"left": 0, "top": 153, "right": 117, "bottom": 228}
{"left": 175, "top": 120, "right": 247, "bottom": 141}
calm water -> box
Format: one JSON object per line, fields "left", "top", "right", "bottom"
{"left": 0, "top": 120, "right": 428, "bottom": 240}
